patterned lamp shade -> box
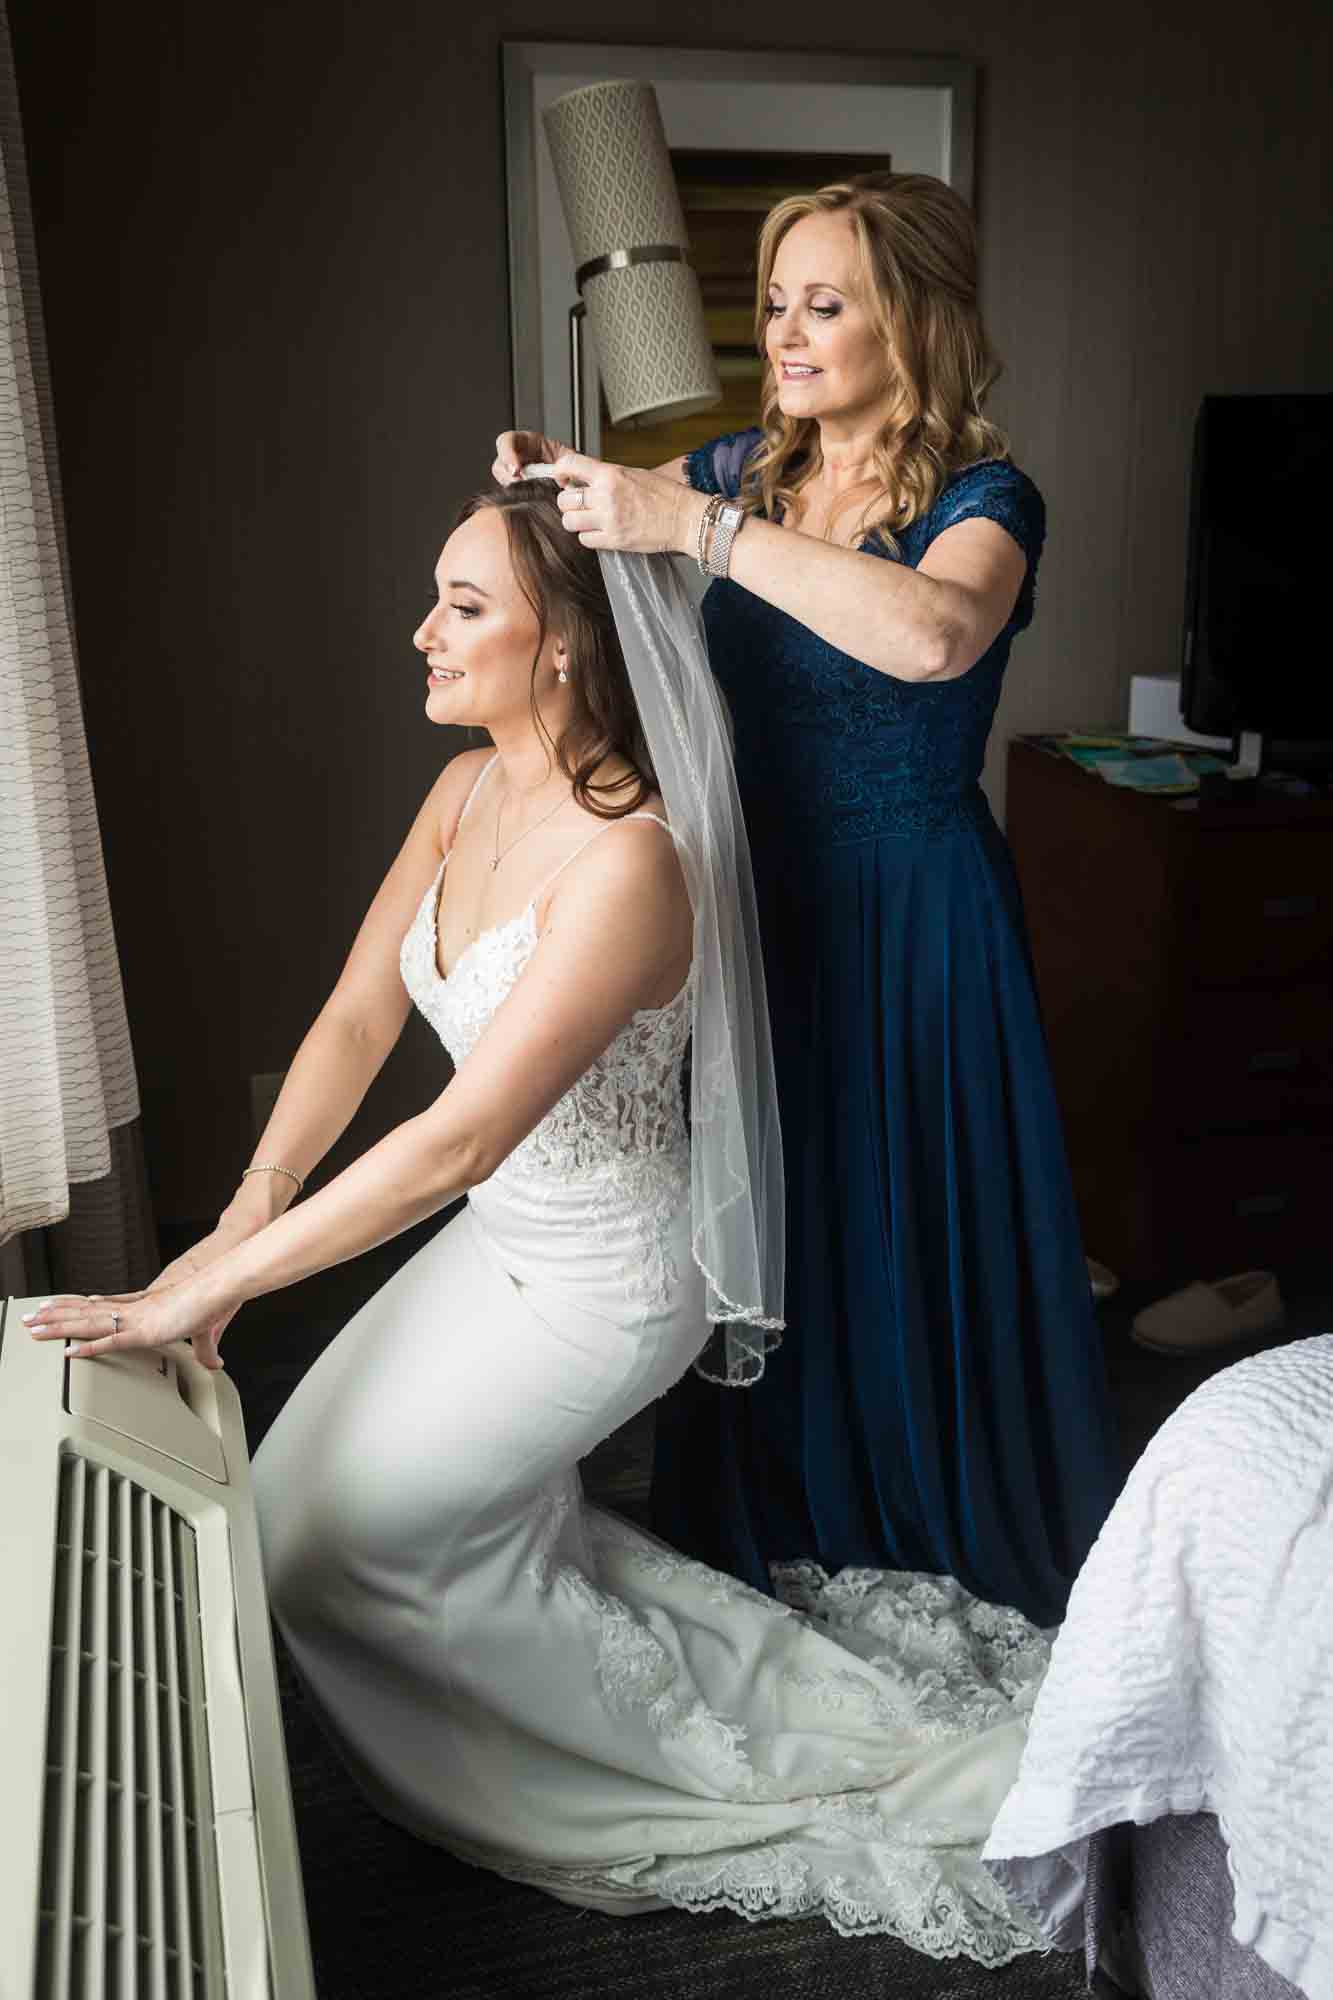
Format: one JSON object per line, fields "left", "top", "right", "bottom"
{"left": 543, "top": 81, "right": 721, "bottom": 429}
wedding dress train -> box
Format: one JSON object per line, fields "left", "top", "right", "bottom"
{"left": 250, "top": 793, "right": 1050, "bottom": 1964}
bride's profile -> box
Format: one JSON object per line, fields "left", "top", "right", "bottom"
{"left": 27, "top": 476, "right": 1050, "bottom": 1963}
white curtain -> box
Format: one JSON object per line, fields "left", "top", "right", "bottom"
{"left": 0, "top": 5, "right": 141, "bottom": 1248}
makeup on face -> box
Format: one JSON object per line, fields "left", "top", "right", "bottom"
{"left": 414, "top": 511, "right": 561, "bottom": 729}
{"left": 764, "top": 213, "right": 888, "bottom": 426}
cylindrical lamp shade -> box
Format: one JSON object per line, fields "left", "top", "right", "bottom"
{"left": 543, "top": 81, "right": 721, "bottom": 429}
{"left": 582, "top": 258, "right": 719, "bottom": 427}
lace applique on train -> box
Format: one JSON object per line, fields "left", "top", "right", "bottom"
{"left": 498, "top": 1502, "right": 1049, "bottom": 1960}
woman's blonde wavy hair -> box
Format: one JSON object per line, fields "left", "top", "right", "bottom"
{"left": 743, "top": 172, "right": 1009, "bottom": 548}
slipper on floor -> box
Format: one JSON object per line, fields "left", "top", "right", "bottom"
{"left": 1131, "top": 1271, "right": 1285, "bottom": 1354}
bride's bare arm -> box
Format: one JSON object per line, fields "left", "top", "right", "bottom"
{"left": 183, "top": 748, "right": 491, "bottom": 1262}
{"left": 30, "top": 821, "right": 691, "bottom": 1356}
{"left": 218, "top": 822, "right": 688, "bottom": 1291}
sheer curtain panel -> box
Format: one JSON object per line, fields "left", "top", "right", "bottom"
{"left": 0, "top": 3, "right": 146, "bottom": 1263}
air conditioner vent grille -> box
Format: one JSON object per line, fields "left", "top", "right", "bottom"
{"left": 36, "top": 1453, "right": 226, "bottom": 1998}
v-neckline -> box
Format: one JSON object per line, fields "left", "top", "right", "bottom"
{"left": 419, "top": 859, "right": 691, "bottom": 1024}
{"left": 429, "top": 858, "right": 537, "bottom": 986}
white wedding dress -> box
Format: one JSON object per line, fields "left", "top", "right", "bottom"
{"left": 251, "top": 778, "right": 1051, "bottom": 1965}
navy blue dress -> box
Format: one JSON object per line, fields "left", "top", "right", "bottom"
{"left": 650, "top": 430, "right": 1123, "bottom": 1630}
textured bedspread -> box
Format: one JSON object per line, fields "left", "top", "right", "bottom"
{"left": 982, "top": 1334, "right": 1333, "bottom": 2000}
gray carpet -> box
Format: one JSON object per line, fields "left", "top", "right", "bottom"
{"left": 203, "top": 1214, "right": 1326, "bottom": 2000}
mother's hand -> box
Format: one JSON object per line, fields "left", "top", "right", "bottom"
{"left": 548, "top": 451, "right": 694, "bottom": 556}
{"left": 492, "top": 429, "right": 568, "bottom": 484}
{"left": 24, "top": 1274, "right": 237, "bottom": 1371}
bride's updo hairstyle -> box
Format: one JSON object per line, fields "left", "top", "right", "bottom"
{"left": 456, "top": 481, "right": 658, "bottom": 819}
{"left": 746, "top": 171, "right": 1010, "bottom": 548}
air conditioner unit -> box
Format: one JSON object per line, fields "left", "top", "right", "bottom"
{"left": 0, "top": 1296, "right": 315, "bottom": 1999}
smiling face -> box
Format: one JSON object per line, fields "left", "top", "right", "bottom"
{"left": 763, "top": 211, "right": 892, "bottom": 436}
{"left": 414, "top": 507, "right": 569, "bottom": 732}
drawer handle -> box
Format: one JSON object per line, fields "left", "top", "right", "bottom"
{"left": 1247, "top": 1049, "right": 1302, "bottom": 1075}
{"left": 1262, "top": 894, "right": 1319, "bottom": 921}
{"left": 1234, "top": 1191, "right": 1291, "bottom": 1218}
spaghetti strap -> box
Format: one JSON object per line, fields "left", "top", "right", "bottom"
{"left": 533, "top": 811, "right": 676, "bottom": 906}
{"left": 445, "top": 753, "right": 500, "bottom": 859}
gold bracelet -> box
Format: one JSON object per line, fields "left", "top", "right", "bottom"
{"left": 241, "top": 1163, "right": 304, "bottom": 1193}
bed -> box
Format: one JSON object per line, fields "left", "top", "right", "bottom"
{"left": 982, "top": 1334, "right": 1333, "bottom": 2000}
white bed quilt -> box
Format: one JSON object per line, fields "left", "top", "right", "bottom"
{"left": 982, "top": 1333, "right": 1333, "bottom": 2000}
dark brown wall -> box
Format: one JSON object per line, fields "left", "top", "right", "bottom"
{"left": 11, "top": 1, "right": 1330, "bottom": 1221}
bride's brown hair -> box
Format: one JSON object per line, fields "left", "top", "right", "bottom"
{"left": 455, "top": 482, "right": 657, "bottom": 819}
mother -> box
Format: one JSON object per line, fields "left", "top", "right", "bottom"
{"left": 496, "top": 170, "right": 1121, "bottom": 1629}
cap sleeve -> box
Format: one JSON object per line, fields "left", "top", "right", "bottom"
{"left": 682, "top": 428, "right": 764, "bottom": 501}
{"left": 927, "top": 460, "right": 1047, "bottom": 629}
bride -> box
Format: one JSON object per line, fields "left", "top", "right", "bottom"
{"left": 26, "top": 477, "right": 1050, "bottom": 1963}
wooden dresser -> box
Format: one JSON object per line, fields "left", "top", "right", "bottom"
{"left": 1006, "top": 737, "right": 1333, "bottom": 1283}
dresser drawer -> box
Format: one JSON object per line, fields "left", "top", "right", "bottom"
{"left": 1170, "top": 983, "right": 1333, "bottom": 1134}
{"left": 1163, "top": 1132, "right": 1333, "bottom": 1277}
{"left": 1186, "top": 830, "right": 1333, "bottom": 986}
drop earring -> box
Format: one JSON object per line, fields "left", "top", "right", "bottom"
{"left": 557, "top": 664, "right": 568, "bottom": 684}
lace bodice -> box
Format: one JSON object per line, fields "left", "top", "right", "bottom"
{"left": 400, "top": 861, "right": 690, "bottom": 1189}
{"left": 684, "top": 431, "right": 1046, "bottom": 851}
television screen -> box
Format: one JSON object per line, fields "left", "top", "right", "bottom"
{"left": 1181, "top": 393, "right": 1333, "bottom": 742}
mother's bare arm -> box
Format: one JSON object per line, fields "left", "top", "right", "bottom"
{"left": 715, "top": 506, "right": 1028, "bottom": 682}
{"left": 501, "top": 427, "right": 1022, "bottom": 683}
{"left": 533, "top": 434, "right": 1027, "bottom": 686}
{"left": 639, "top": 463, "right": 1027, "bottom": 682}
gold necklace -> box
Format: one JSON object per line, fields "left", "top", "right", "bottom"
{"left": 491, "top": 783, "right": 572, "bottom": 871}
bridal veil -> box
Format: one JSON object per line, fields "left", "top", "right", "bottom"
{"left": 600, "top": 550, "right": 784, "bottom": 1385}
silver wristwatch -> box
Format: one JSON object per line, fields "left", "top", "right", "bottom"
{"left": 705, "top": 501, "right": 747, "bottom": 579}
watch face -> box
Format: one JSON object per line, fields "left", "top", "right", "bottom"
{"left": 707, "top": 505, "right": 745, "bottom": 576}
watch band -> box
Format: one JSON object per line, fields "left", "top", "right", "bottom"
{"left": 705, "top": 501, "right": 746, "bottom": 579}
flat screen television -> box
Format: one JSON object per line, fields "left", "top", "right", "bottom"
{"left": 1181, "top": 392, "right": 1333, "bottom": 760}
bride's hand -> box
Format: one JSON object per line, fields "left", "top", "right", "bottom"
{"left": 152, "top": 1223, "right": 239, "bottom": 1292}
{"left": 147, "top": 1208, "right": 269, "bottom": 1355}
{"left": 23, "top": 1271, "right": 238, "bottom": 1372}
{"left": 492, "top": 429, "right": 568, "bottom": 485}
{"left": 548, "top": 451, "right": 694, "bottom": 555}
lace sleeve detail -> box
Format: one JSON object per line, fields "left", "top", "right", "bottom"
{"left": 926, "top": 461, "right": 1047, "bottom": 630}
{"left": 682, "top": 428, "right": 764, "bottom": 500}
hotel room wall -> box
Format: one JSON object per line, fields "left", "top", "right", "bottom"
{"left": 9, "top": 0, "right": 1330, "bottom": 1222}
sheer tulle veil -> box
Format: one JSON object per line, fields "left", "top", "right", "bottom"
{"left": 515, "top": 465, "right": 783, "bottom": 1380}
{"left": 598, "top": 551, "right": 785, "bottom": 1385}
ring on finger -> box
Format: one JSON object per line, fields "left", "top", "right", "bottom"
{"left": 110, "top": 1309, "right": 120, "bottom": 1337}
